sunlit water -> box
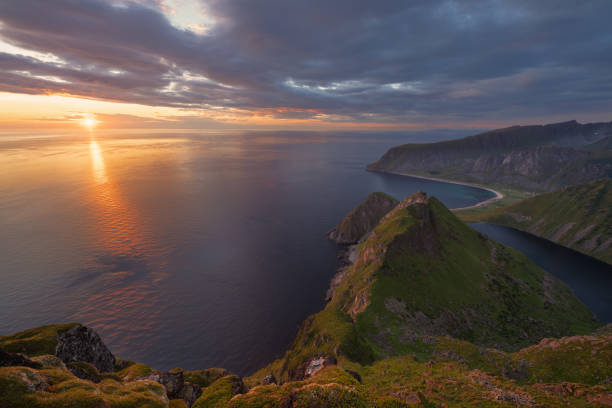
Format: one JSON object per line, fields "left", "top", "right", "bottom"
{"left": 0, "top": 130, "right": 603, "bottom": 375}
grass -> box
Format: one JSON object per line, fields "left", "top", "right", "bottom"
{"left": 459, "top": 178, "right": 612, "bottom": 264}
{"left": 252, "top": 192, "right": 599, "bottom": 386}
{"left": 0, "top": 323, "right": 80, "bottom": 356}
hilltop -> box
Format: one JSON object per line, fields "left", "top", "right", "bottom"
{"left": 464, "top": 178, "right": 612, "bottom": 264}
{"left": 368, "top": 120, "right": 612, "bottom": 192}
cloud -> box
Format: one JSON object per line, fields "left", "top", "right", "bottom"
{"left": 0, "top": 0, "right": 611, "bottom": 126}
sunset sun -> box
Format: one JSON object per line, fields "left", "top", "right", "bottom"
{"left": 80, "top": 116, "right": 100, "bottom": 129}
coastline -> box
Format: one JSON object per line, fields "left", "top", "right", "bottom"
{"left": 376, "top": 170, "right": 504, "bottom": 210}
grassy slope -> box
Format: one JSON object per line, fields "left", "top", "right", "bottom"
{"left": 242, "top": 327, "right": 612, "bottom": 408}
{"left": 462, "top": 178, "right": 612, "bottom": 264}
{"left": 258, "top": 193, "right": 599, "bottom": 384}
{"left": 2, "top": 324, "right": 611, "bottom": 407}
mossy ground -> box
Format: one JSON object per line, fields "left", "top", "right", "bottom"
{"left": 0, "top": 365, "right": 168, "bottom": 408}
{"left": 243, "top": 328, "right": 612, "bottom": 407}
{"left": 0, "top": 323, "right": 79, "bottom": 356}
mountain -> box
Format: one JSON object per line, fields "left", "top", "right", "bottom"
{"left": 368, "top": 120, "right": 612, "bottom": 192}
{"left": 270, "top": 192, "right": 598, "bottom": 382}
{"left": 473, "top": 178, "right": 612, "bottom": 265}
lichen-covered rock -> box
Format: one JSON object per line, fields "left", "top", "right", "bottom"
{"left": 55, "top": 324, "right": 115, "bottom": 373}
{"left": 261, "top": 374, "right": 277, "bottom": 385}
{"left": 0, "top": 348, "right": 42, "bottom": 369}
{"left": 292, "top": 356, "right": 337, "bottom": 381}
{"left": 136, "top": 369, "right": 203, "bottom": 407}
{"left": 179, "top": 381, "right": 203, "bottom": 407}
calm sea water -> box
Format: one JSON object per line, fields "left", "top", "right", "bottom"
{"left": 471, "top": 223, "right": 612, "bottom": 323}
{"left": 0, "top": 130, "right": 604, "bottom": 376}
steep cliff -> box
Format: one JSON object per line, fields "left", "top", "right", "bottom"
{"left": 476, "top": 178, "right": 612, "bottom": 264}
{"left": 327, "top": 192, "right": 398, "bottom": 244}
{"left": 368, "top": 120, "right": 612, "bottom": 192}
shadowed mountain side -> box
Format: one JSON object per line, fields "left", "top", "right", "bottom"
{"left": 466, "top": 178, "right": 612, "bottom": 265}
{"left": 368, "top": 120, "right": 612, "bottom": 192}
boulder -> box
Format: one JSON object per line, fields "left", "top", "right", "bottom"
{"left": 55, "top": 324, "right": 115, "bottom": 373}
{"left": 261, "top": 374, "right": 277, "bottom": 385}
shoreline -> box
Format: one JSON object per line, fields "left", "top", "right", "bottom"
{"left": 376, "top": 170, "right": 504, "bottom": 210}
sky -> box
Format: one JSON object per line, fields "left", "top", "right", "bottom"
{"left": 0, "top": 0, "right": 611, "bottom": 131}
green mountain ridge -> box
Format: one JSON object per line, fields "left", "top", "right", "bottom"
{"left": 274, "top": 192, "right": 598, "bottom": 379}
{"left": 368, "top": 120, "right": 612, "bottom": 192}
{"left": 467, "top": 178, "right": 612, "bottom": 265}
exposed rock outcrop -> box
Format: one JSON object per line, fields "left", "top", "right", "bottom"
{"left": 137, "top": 369, "right": 203, "bottom": 407}
{"left": 55, "top": 324, "right": 115, "bottom": 373}
{"left": 327, "top": 192, "right": 398, "bottom": 244}
{"left": 292, "top": 356, "right": 337, "bottom": 381}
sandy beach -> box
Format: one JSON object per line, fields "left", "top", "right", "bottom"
{"left": 392, "top": 172, "right": 504, "bottom": 210}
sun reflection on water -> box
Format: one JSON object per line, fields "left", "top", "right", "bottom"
{"left": 89, "top": 139, "right": 108, "bottom": 184}
{"left": 76, "top": 135, "right": 170, "bottom": 351}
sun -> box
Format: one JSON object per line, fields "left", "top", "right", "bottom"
{"left": 79, "top": 116, "right": 100, "bottom": 129}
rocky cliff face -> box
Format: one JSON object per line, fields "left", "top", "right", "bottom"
{"left": 369, "top": 120, "right": 612, "bottom": 192}
{"left": 327, "top": 192, "right": 398, "bottom": 244}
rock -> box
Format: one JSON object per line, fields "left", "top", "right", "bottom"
{"left": 293, "top": 356, "right": 337, "bottom": 380}
{"left": 261, "top": 374, "right": 277, "bottom": 385}
{"left": 327, "top": 192, "right": 398, "bottom": 244}
{"left": 136, "top": 369, "right": 202, "bottom": 407}
{"left": 0, "top": 348, "right": 42, "bottom": 369}
{"left": 160, "top": 370, "right": 185, "bottom": 399}
{"left": 55, "top": 324, "right": 115, "bottom": 373}
{"left": 178, "top": 381, "right": 202, "bottom": 407}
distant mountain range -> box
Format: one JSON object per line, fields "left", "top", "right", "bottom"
{"left": 368, "top": 120, "right": 612, "bottom": 192}
{"left": 475, "top": 178, "right": 612, "bottom": 265}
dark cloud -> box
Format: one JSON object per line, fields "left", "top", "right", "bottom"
{"left": 0, "top": 0, "right": 610, "bottom": 124}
